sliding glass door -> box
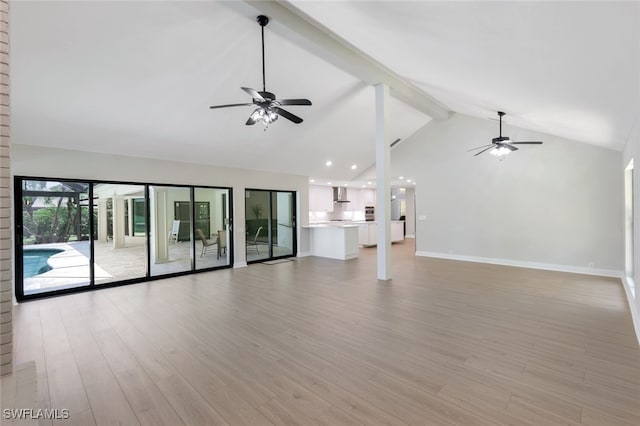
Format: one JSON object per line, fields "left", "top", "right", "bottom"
{"left": 194, "top": 187, "right": 232, "bottom": 270}
{"left": 19, "top": 179, "right": 91, "bottom": 295}
{"left": 15, "top": 176, "right": 234, "bottom": 301}
{"left": 245, "top": 189, "right": 296, "bottom": 263}
{"left": 93, "top": 183, "right": 147, "bottom": 285}
{"left": 272, "top": 191, "right": 295, "bottom": 258}
{"left": 149, "top": 185, "right": 193, "bottom": 276}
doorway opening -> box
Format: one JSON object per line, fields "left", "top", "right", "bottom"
{"left": 625, "top": 159, "right": 635, "bottom": 297}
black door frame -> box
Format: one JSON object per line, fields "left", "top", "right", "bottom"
{"left": 245, "top": 188, "right": 297, "bottom": 264}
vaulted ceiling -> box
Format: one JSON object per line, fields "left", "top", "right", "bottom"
{"left": 10, "top": 1, "right": 640, "bottom": 184}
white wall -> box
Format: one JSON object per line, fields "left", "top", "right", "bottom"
{"left": 12, "top": 145, "right": 310, "bottom": 267}
{"left": 622, "top": 121, "right": 640, "bottom": 344}
{"left": 405, "top": 187, "right": 416, "bottom": 237}
{"left": 393, "top": 113, "right": 623, "bottom": 275}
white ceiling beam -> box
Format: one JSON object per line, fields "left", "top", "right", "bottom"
{"left": 240, "top": 0, "right": 451, "bottom": 121}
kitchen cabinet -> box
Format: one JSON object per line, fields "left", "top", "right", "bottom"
{"left": 309, "top": 185, "right": 333, "bottom": 212}
{"left": 347, "top": 188, "right": 361, "bottom": 212}
{"left": 358, "top": 221, "right": 405, "bottom": 247}
{"left": 306, "top": 224, "right": 359, "bottom": 260}
{"left": 362, "top": 189, "right": 376, "bottom": 207}
{"left": 391, "top": 221, "right": 404, "bottom": 242}
{"left": 358, "top": 222, "right": 376, "bottom": 247}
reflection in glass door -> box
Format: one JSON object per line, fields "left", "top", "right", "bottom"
{"left": 245, "top": 189, "right": 296, "bottom": 263}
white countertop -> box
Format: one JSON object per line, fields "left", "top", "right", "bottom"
{"left": 310, "top": 220, "right": 404, "bottom": 228}
{"left": 307, "top": 220, "right": 404, "bottom": 227}
{"left": 303, "top": 223, "right": 360, "bottom": 228}
{"left": 348, "top": 221, "right": 405, "bottom": 225}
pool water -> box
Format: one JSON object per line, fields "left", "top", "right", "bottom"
{"left": 23, "top": 248, "right": 64, "bottom": 278}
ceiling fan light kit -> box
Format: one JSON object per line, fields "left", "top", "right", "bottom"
{"left": 490, "top": 145, "right": 512, "bottom": 157}
{"left": 468, "top": 111, "right": 543, "bottom": 158}
{"left": 208, "top": 15, "right": 312, "bottom": 128}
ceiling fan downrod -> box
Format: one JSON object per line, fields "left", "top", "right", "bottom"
{"left": 498, "top": 111, "right": 505, "bottom": 138}
{"left": 257, "top": 15, "right": 269, "bottom": 93}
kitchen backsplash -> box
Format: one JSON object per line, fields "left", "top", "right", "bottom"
{"left": 309, "top": 208, "right": 365, "bottom": 222}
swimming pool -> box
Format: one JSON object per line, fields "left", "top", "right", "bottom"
{"left": 23, "top": 248, "right": 64, "bottom": 278}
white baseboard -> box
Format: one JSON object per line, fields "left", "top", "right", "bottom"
{"left": 297, "top": 251, "right": 312, "bottom": 258}
{"left": 415, "top": 251, "right": 623, "bottom": 278}
{"left": 405, "top": 234, "right": 416, "bottom": 239}
{"left": 622, "top": 277, "right": 640, "bottom": 346}
{"left": 233, "top": 261, "right": 247, "bottom": 268}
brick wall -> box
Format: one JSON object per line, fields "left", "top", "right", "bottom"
{"left": 0, "top": 0, "right": 11, "bottom": 376}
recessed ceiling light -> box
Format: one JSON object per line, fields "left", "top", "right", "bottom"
{"left": 399, "top": 176, "right": 404, "bottom": 180}
{"left": 325, "top": 161, "right": 332, "bottom": 167}
{"left": 361, "top": 185, "right": 366, "bottom": 188}
{"left": 351, "top": 164, "right": 357, "bottom": 170}
{"left": 367, "top": 181, "right": 372, "bottom": 185}
{"left": 327, "top": 182, "right": 332, "bottom": 185}
{"left": 406, "top": 179, "right": 412, "bottom": 183}
{"left": 310, "top": 179, "right": 315, "bottom": 183}
{"left": 343, "top": 183, "right": 348, "bottom": 187}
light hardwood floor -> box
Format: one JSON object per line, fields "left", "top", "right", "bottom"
{"left": 11, "top": 240, "right": 640, "bottom": 425}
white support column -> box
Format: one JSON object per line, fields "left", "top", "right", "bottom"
{"left": 375, "top": 83, "right": 392, "bottom": 280}
{"left": 233, "top": 185, "right": 247, "bottom": 268}
{"left": 112, "top": 196, "right": 125, "bottom": 249}
{"left": 127, "top": 198, "right": 134, "bottom": 236}
{"left": 150, "top": 188, "right": 169, "bottom": 264}
{"left": 97, "top": 199, "right": 108, "bottom": 242}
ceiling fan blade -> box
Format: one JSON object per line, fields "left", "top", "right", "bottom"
{"left": 273, "top": 107, "right": 303, "bottom": 124}
{"left": 505, "top": 144, "right": 519, "bottom": 151}
{"left": 467, "top": 144, "right": 493, "bottom": 152}
{"left": 278, "top": 98, "right": 312, "bottom": 106}
{"left": 474, "top": 146, "right": 495, "bottom": 157}
{"left": 511, "top": 141, "right": 543, "bottom": 145}
{"left": 209, "top": 103, "right": 253, "bottom": 110}
{"left": 241, "top": 87, "right": 265, "bottom": 101}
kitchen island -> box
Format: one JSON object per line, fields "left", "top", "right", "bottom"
{"left": 304, "top": 223, "right": 360, "bottom": 260}
{"left": 357, "top": 221, "right": 405, "bottom": 247}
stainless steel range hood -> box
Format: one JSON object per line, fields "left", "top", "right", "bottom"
{"left": 333, "top": 187, "right": 350, "bottom": 203}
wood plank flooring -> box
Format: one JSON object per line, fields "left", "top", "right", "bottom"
{"left": 10, "top": 240, "right": 640, "bottom": 425}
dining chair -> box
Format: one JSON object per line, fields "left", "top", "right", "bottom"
{"left": 217, "top": 230, "right": 227, "bottom": 259}
{"left": 196, "top": 228, "right": 217, "bottom": 257}
{"left": 246, "top": 226, "right": 262, "bottom": 254}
